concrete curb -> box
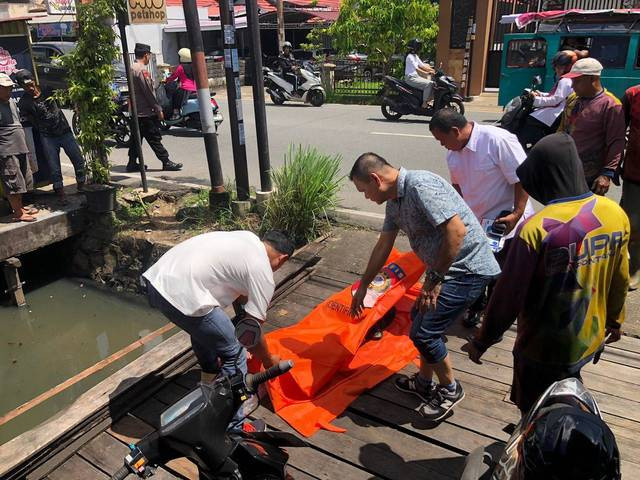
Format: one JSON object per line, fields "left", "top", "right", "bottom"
{"left": 329, "top": 207, "right": 383, "bottom": 230}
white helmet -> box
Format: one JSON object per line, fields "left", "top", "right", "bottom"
{"left": 178, "top": 48, "right": 191, "bottom": 63}
{"left": 282, "top": 41, "right": 292, "bottom": 49}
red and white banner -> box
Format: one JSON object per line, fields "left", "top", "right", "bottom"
{"left": 500, "top": 9, "right": 640, "bottom": 29}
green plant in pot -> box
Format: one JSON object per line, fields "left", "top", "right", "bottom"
{"left": 57, "top": 0, "right": 123, "bottom": 212}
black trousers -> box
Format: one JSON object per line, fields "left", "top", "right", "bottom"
{"left": 128, "top": 115, "right": 169, "bottom": 165}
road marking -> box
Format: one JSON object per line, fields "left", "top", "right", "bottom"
{"left": 370, "top": 131, "right": 435, "bottom": 139}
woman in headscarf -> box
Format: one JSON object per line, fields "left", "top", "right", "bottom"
{"left": 165, "top": 48, "right": 197, "bottom": 119}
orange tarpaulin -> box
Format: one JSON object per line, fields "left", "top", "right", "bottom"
{"left": 252, "top": 250, "right": 425, "bottom": 437}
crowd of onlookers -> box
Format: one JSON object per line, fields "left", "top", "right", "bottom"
{"left": 350, "top": 53, "right": 636, "bottom": 424}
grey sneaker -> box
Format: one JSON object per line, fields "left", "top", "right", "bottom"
{"left": 418, "top": 382, "right": 465, "bottom": 421}
{"left": 395, "top": 373, "right": 435, "bottom": 403}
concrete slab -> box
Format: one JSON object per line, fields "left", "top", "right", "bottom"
{"left": 0, "top": 192, "right": 87, "bottom": 262}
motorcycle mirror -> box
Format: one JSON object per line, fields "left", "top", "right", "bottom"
{"left": 235, "top": 316, "right": 262, "bottom": 349}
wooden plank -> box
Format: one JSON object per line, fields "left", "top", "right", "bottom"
{"left": 108, "top": 414, "right": 198, "bottom": 479}
{"left": 483, "top": 331, "right": 640, "bottom": 384}
{"left": 359, "top": 375, "right": 513, "bottom": 444}
{"left": 255, "top": 406, "right": 462, "bottom": 480}
{"left": 295, "top": 278, "right": 343, "bottom": 301}
{"left": 47, "top": 454, "right": 108, "bottom": 480}
{"left": 312, "top": 265, "right": 359, "bottom": 285}
{"left": 445, "top": 335, "right": 640, "bottom": 407}
{"left": 77, "top": 431, "right": 180, "bottom": 479}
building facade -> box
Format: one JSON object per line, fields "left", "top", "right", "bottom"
{"left": 436, "top": 0, "right": 640, "bottom": 97}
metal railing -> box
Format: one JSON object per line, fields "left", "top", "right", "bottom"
{"left": 330, "top": 60, "right": 383, "bottom": 97}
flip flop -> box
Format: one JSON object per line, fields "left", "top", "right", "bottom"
{"left": 22, "top": 207, "right": 39, "bottom": 215}
{"left": 12, "top": 214, "right": 37, "bottom": 223}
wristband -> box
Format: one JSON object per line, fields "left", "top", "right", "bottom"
{"left": 425, "top": 269, "right": 445, "bottom": 285}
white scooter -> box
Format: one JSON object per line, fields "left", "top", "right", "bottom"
{"left": 263, "top": 63, "right": 326, "bottom": 107}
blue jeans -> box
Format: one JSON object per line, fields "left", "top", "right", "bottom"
{"left": 410, "top": 274, "right": 494, "bottom": 364}
{"left": 40, "top": 131, "right": 86, "bottom": 190}
{"left": 147, "top": 284, "right": 246, "bottom": 378}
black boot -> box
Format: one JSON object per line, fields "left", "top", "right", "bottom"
{"left": 162, "top": 160, "right": 183, "bottom": 171}
{"left": 126, "top": 162, "right": 148, "bottom": 173}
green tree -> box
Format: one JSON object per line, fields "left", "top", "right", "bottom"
{"left": 58, "top": 0, "right": 123, "bottom": 184}
{"left": 305, "top": 0, "right": 438, "bottom": 71}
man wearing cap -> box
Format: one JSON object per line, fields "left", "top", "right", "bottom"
{"left": 128, "top": 43, "right": 182, "bottom": 173}
{"left": 558, "top": 57, "right": 626, "bottom": 196}
{"left": 15, "top": 69, "right": 85, "bottom": 201}
{"left": 0, "top": 73, "right": 37, "bottom": 222}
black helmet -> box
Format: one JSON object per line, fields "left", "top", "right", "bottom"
{"left": 407, "top": 39, "right": 422, "bottom": 53}
{"left": 520, "top": 406, "right": 621, "bottom": 480}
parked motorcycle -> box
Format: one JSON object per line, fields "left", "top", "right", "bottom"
{"left": 379, "top": 69, "right": 464, "bottom": 121}
{"left": 497, "top": 75, "right": 542, "bottom": 135}
{"left": 263, "top": 65, "right": 326, "bottom": 107}
{"left": 72, "top": 85, "right": 131, "bottom": 147}
{"left": 158, "top": 82, "right": 224, "bottom": 133}
{"left": 110, "top": 315, "right": 303, "bottom": 480}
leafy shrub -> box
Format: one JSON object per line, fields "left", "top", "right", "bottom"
{"left": 262, "top": 145, "right": 343, "bottom": 246}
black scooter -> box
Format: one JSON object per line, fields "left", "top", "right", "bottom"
{"left": 497, "top": 75, "right": 542, "bottom": 136}
{"left": 110, "top": 341, "right": 304, "bottom": 480}
{"left": 379, "top": 69, "right": 465, "bottom": 121}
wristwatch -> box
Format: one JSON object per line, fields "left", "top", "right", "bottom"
{"left": 425, "top": 269, "right": 445, "bottom": 286}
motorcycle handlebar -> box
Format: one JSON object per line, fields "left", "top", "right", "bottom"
{"left": 245, "top": 360, "right": 294, "bottom": 392}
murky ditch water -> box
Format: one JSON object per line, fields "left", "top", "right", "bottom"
{"left": 0, "top": 278, "right": 172, "bottom": 446}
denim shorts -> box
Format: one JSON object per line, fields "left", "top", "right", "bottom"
{"left": 410, "top": 274, "right": 494, "bottom": 364}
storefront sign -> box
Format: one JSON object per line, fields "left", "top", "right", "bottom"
{"left": 47, "top": 0, "right": 77, "bottom": 15}
{"left": 128, "top": 0, "right": 167, "bottom": 25}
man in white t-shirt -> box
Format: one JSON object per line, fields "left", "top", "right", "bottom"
{"left": 430, "top": 109, "right": 535, "bottom": 326}
{"left": 142, "top": 230, "right": 294, "bottom": 385}
{"left": 404, "top": 39, "right": 435, "bottom": 110}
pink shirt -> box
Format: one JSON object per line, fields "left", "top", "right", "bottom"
{"left": 166, "top": 64, "right": 196, "bottom": 92}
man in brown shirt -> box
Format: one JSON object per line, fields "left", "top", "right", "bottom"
{"left": 621, "top": 83, "right": 640, "bottom": 290}
{"left": 0, "top": 73, "right": 38, "bottom": 222}
{"left": 127, "top": 43, "right": 181, "bottom": 172}
{"left": 558, "top": 58, "right": 626, "bottom": 196}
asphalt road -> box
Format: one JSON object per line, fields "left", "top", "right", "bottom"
{"left": 62, "top": 99, "right": 622, "bottom": 214}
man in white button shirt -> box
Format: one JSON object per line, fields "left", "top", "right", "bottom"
{"left": 142, "top": 230, "right": 294, "bottom": 385}
{"left": 430, "top": 109, "right": 535, "bottom": 325}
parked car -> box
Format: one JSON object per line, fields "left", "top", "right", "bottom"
{"left": 32, "top": 41, "right": 128, "bottom": 98}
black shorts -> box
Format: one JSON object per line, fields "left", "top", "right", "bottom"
{"left": 511, "top": 355, "right": 583, "bottom": 414}
{"left": 0, "top": 153, "right": 33, "bottom": 195}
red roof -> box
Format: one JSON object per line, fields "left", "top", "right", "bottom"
{"left": 165, "top": 0, "right": 339, "bottom": 17}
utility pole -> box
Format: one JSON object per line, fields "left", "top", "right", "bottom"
{"left": 276, "top": 0, "right": 285, "bottom": 51}
{"left": 116, "top": 10, "right": 148, "bottom": 193}
{"left": 182, "top": 0, "right": 230, "bottom": 208}
{"left": 219, "top": 0, "right": 251, "bottom": 201}
{"left": 246, "top": 0, "right": 272, "bottom": 193}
